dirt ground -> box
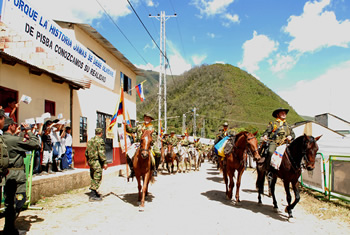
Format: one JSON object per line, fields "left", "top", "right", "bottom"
{"left": 1, "top": 161, "right": 350, "bottom": 235}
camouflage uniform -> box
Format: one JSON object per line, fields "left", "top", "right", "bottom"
{"left": 85, "top": 133, "right": 106, "bottom": 191}
{"left": 166, "top": 135, "right": 179, "bottom": 146}
{"left": 262, "top": 108, "right": 295, "bottom": 167}
{"left": 2, "top": 117, "right": 40, "bottom": 233}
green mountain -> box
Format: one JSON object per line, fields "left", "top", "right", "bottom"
{"left": 137, "top": 64, "right": 304, "bottom": 139}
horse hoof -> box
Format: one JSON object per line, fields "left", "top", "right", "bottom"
{"left": 273, "top": 207, "right": 279, "bottom": 212}
{"left": 139, "top": 206, "right": 145, "bottom": 212}
{"left": 288, "top": 217, "right": 295, "bottom": 223}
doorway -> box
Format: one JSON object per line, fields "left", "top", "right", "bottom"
{"left": 0, "top": 86, "right": 18, "bottom": 121}
{"left": 96, "top": 112, "right": 113, "bottom": 163}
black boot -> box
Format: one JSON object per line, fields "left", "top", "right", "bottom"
{"left": 127, "top": 156, "right": 135, "bottom": 178}
{"left": 40, "top": 165, "right": 48, "bottom": 175}
{"left": 89, "top": 190, "right": 102, "bottom": 201}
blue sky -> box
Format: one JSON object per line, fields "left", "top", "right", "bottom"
{"left": 1, "top": 0, "right": 350, "bottom": 120}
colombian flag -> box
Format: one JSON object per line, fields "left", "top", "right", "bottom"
{"left": 135, "top": 83, "right": 145, "bottom": 102}
{"left": 126, "top": 111, "right": 132, "bottom": 127}
{"left": 108, "top": 88, "right": 124, "bottom": 130}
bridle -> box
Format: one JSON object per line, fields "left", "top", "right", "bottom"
{"left": 140, "top": 131, "right": 152, "bottom": 159}
{"left": 246, "top": 135, "right": 259, "bottom": 154}
{"left": 285, "top": 136, "right": 314, "bottom": 171}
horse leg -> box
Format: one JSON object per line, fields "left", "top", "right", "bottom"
{"left": 256, "top": 165, "right": 265, "bottom": 204}
{"left": 223, "top": 166, "right": 229, "bottom": 199}
{"left": 235, "top": 168, "right": 245, "bottom": 203}
{"left": 270, "top": 174, "right": 278, "bottom": 209}
{"left": 227, "top": 170, "right": 235, "bottom": 200}
{"left": 285, "top": 181, "right": 300, "bottom": 219}
{"left": 136, "top": 176, "right": 142, "bottom": 202}
{"left": 140, "top": 173, "right": 150, "bottom": 208}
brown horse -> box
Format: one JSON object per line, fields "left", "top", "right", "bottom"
{"left": 256, "top": 134, "right": 321, "bottom": 219}
{"left": 223, "top": 131, "right": 260, "bottom": 202}
{"left": 164, "top": 144, "right": 178, "bottom": 173}
{"left": 133, "top": 129, "right": 155, "bottom": 210}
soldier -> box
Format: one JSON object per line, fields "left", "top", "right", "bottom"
{"left": 0, "top": 109, "right": 10, "bottom": 202}
{"left": 166, "top": 131, "right": 178, "bottom": 146}
{"left": 260, "top": 108, "right": 295, "bottom": 167}
{"left": 124, "top": 113, "right": 160, "bottom": 177}
{"left": 214, "top": 122, "right": 235, "bottom": 145}
{"left": 179, "top": 134, "right": 189, "bottom": 147}
{"left": 85, "top": 128, "right": 108, "bottom": 201}
{"left": 2, "top": 117, "right": 40, "bottom": 234}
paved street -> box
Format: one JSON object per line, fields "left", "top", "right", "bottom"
{"left": 2, "top": 161, "right": 349, "bottom": 235}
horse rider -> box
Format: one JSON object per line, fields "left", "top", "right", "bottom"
{"left": 166, "top": 131, "right": 179, "bottom": 146}
{"left": 124, "top": 113, "right": 160, "bottom": 177}
{"left": 259, "top": 108, "right": 296, "bottom": 167}
{"left": 179, "top": 134, "right": 190, "bottom": 148}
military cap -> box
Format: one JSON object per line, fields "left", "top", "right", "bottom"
{"left": 272, "top": 108, "right": 289, "bottom": 118}
{"left": 0, "top": 109, "right": 5, "bottom": 117}
{"left": 143, "top": 113, "right": 154, "bottom": 120}
{"left": 4, "top": 117, "right": 16, "bottom": 127}
{"left": 95, "top": 128, "right": 103, "bottom": 134}
{"left": 181, "top": 134, "right": 185, "bottom": 137}
{"left": 170, "top": 130, "right": 176, "bottom": 134}
{"left": 223, "top": 122, "right": 228, "bottom": 126}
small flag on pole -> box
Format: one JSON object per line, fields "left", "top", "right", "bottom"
{"left": 135, "top": 83, "right": 145, "bottom": 102}
{"left": 126, "top": 111, "right": 132, "bottom": 127}
{"left": 108, "top": 88, "right": 124, "bottom": 130}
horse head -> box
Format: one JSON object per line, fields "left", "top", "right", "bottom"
{"left": 244, "top": 131, "right": 261, "bottom": 161}
{"left": 302, "top": 134, "right": 321, "bottom": 171}
{"left": 140, "top": 129, "right": 153, "bottom": 159}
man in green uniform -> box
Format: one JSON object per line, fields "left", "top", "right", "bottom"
{"left": 124, "top": 113, "right": 160, "bottom": 177}
{"left": 260, "top": 108, "right": 295, "bottom": 167}
{"left": 179, "top": 134, "right": 189, "bottom": 147}
{"left": 85, "top": 128, "right": 108, "bottom": 201}
{"left": 166, "top": 131, "right": 178, "bottom": 146}
{"left": 214, "top": 122, "right": 230, "bottom": 145}
{"left": 0, "top": 109, "right": 10, "bottom": 200}
{"left": 2, "top": 117, "right": 40, "bottom": 234}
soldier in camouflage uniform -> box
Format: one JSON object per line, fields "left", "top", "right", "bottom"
{"left": 85, "top": 128, "right": 107, "bottom": 201}
{"left": 260, "top": 108, "right": 295, "bottom": 167}
{"left": 179, "top": 134, "right": 189, "bottom": 148}
{"left": 2, "top": 117, "right": 40, "bottom": 234}
{"left": 166, "top": 131, "right": 179, "bottom": 146}
{"left": 0, "top": 109, "right": 9, "bottom": 211}
{"left": 124, "top": 113, "right": 160, "bottom": 177}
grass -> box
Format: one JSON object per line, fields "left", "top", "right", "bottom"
{"left": 299, "top": 187, "right": 350, "bottom": 224}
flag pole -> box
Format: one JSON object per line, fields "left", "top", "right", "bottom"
{"left": 126, "top": 80, "right": 147, "bottom": 93}
{"left": 121, "top": 89, "right": 129, "bottom": 182}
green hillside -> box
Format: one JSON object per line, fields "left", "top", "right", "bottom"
{"left": 137, "top": 64, "right": 304, "bottom": 139}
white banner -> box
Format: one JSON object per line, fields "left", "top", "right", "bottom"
{"left": 1, "top": 0, "right": 116, "bottom": 89}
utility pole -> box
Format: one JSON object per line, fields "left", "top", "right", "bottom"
{"left": 201, "top": 118, "right": 205, "bottom": 138}
{"left": 182, "top": 113, "right": 186, "bottom": 135}
{"left": 149, "top": 11, "right": 176, "bottom": 135}
{"left": 193, "top": 107, "right": 197, "bottom": 137}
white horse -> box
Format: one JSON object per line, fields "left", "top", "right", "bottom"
{"left": 177, "top": 144, "right": 191, "bottom": 172}
{"left": 188, "top": 145, "right": 200, "bottom": 171}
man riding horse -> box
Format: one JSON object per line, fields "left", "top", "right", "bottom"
{"left": 125, "top": 113, "right": 161, "bottom": 177}
{"left": 259, "top": 108, "right": 296, "bottom": 167}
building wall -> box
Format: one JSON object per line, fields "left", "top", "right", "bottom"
{"left": 0, "top": 58, "right": 71, "bottom": 123}
{"left": 64, "top": 25, "right": 137, "bottom": 168}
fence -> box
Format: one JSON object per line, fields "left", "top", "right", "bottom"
{"left": 300, "top": 153, "right": 350, "bottom": 202}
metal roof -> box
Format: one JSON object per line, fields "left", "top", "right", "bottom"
{"left": 0, "top": 51, "right": 86, "bottom": 90}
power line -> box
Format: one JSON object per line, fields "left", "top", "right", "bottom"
{"left": 168, "top": 0, "right": 187, "bottom": 59}
{"left": 126, "top": 0, "right": 176, "bottom": 85}
{"left": 95, "top": 0, "right": 151, "bottom": 68}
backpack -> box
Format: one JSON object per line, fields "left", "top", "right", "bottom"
{"left": 0, "top": 136, "right": 9, "bottom": 176}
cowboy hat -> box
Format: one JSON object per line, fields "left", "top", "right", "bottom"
{"left": 272, "top": 108, "right": 289, "bottom": 118}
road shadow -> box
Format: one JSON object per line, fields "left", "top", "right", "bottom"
{"left": 0, "top": 215, "right": 45, "bottom": 234}
{"left": 201, "top": 190, "right": 288, "bottom": 222}
{"left": 105, "top": 192, "right": 154, "bottom": 207}
{"left": 207, "top": 171, "right": 220, "bottom": 175}
{"left": 206, "top": 176, "right": 224, "bottom": 183}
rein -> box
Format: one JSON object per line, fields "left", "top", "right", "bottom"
{"left": 284, "top": 137, "right": 310, "bottom": 172}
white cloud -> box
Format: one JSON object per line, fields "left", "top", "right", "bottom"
{"left": 192, "top": 54, "right": 207, "bottom": 65}
{"left": 284, "top": 0, "right": 350, "bottom": 53}
{"left": 278, "top": 60, "right": 350, "bottom": 120}
{"left": 223, "top": 13, "right": 240, "bottom": 25}
{"left": 207, "top": 33, "right": 216, "bottom": 38}
{"left": 30, "top": 0, "right": 131, "bottom": 23}
{"left": 136, "top": 63, "right": 160, "bottom": 72}
{"left": 192, "top": 0, "right": 235, "bottom": 17}
{"left": 270, "top": 54, "right": 299, "bottom": 73}
{"left": 215, "top": 61, "right": 226, "bottom": 64}
{"left": 239, "top": 31, "right": 279, "bottom": 74}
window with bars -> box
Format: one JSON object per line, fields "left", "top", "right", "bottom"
{"left": 80, "top": 116, "right": 87, "bottom": 143}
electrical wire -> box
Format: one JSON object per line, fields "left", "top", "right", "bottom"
{"left": 95, "top": 0, "right": 152, "bottom": 70}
